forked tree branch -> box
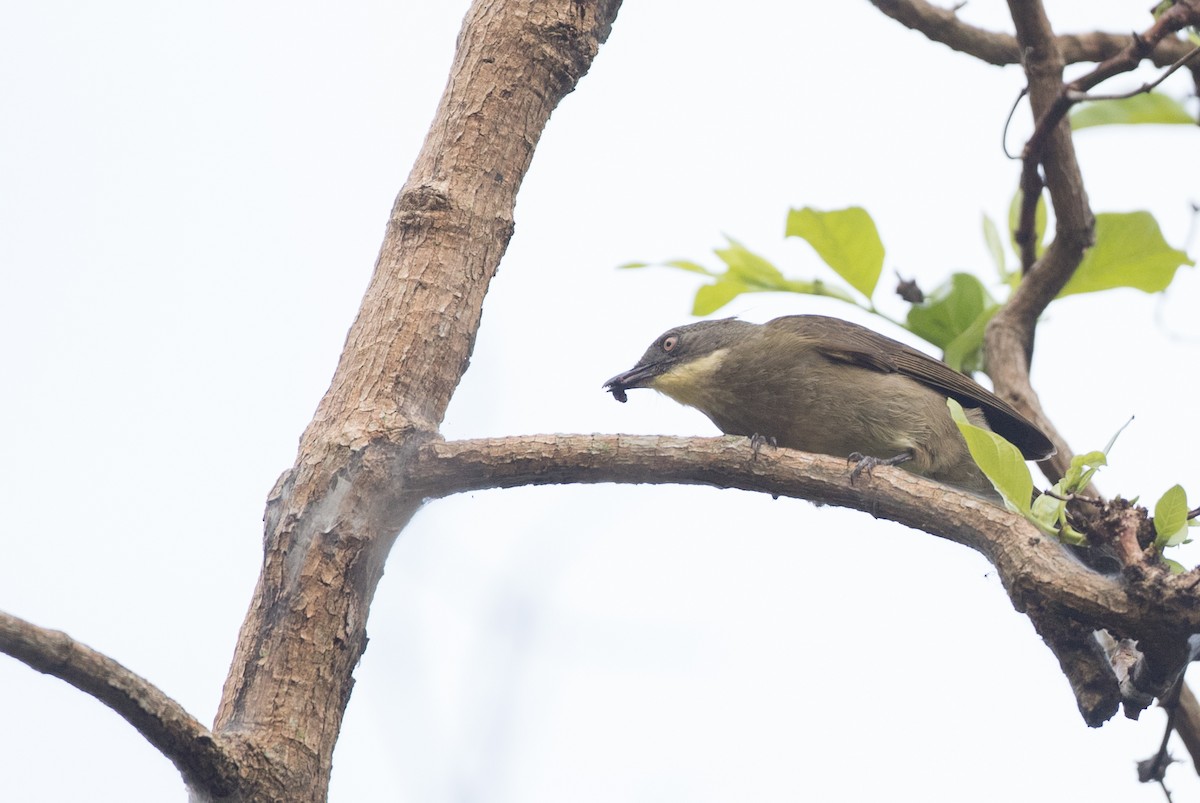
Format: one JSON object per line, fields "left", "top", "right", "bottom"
{"left": 0, "top": 610, "right": 239, "bottom": 794}
{"left": 6, "top": 0, "right": 1193, "bottom": 796}
{"left": 986, "top": 0, "right": 1200, "bottom": 762}
{"left": 869, "top": 0, "right": 1198, "bottom": 67}
{"left": 202, "top": 1, "right": 626, "bottom": 799}
{"left": 974, "top": 0, "right": 1094, "bottom": 492}
{"left": 1014, "top": 1, "right": 1200, "bottom": 280}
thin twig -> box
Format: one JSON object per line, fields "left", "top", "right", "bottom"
{"left": 1068, "top": 44, "right": 1200, "bottom": 102}
{"left": 1002, "top": 86, "right": 1029, "bottom": 160}
{"left": 1041, "top": 489, "right": 1103, "bottom": 505}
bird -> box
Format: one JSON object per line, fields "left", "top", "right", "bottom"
{"left": 602, "top": 315, "right": 1054, "bottom": 500}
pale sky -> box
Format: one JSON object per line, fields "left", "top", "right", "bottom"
{"left": 2, "top": 2, "right": 1198, "bottom": 801}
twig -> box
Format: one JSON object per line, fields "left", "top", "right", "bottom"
{"left": 1068, "top": 43, "right": 1200, "bottom": 102}
{"left": 1002, "top": 87, "right": 1029, "bottom": 160}
{"left": 0, "top": 610, "right": 238, "bottom": 794}
{"left": 1041, "top": 489, "right": 1103, "bottom": 505}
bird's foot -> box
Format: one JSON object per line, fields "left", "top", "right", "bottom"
{"left": 748, "top": 433, "right": 778, "bottom": 461}
{"left": 847, "top": 451, "right": 912, "bottom": 484}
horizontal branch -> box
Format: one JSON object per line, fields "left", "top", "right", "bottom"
{"left": 870, "top": 0, "right": 1197, "bottom": 67}
{"left": 408, "top": 433, "right": 1200, "bottom": 723}
{"left": 408, "top": 434, "right": 1200, "bottom": 638}
{"left": 0, "top": 610, "right": 238, "bottom": 795}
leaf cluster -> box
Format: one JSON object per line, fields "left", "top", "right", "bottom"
{"left": 623, "top": 190, "right": 1191, "bottom": 376}
{"left": 949, "top": 407, "right": 1193, "bottom": 564}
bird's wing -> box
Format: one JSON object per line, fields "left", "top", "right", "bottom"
{"left": 766, "top": 316, "right": 1055, "bottom": 460}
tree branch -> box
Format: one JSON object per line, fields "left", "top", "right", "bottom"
{"left": 869, "top": 0, "right": 1020, "bottom": 65}
{"left": 878, "top": 1, "right": 1200, "bottom": 495}
{"left": 0, "top": 610, "right": 239, "bottom": 795}
{"left": 1014, "top": 3, "right": 1200, "bottom": 278}
{"left": 981, "top": 0, "right": 1200, "bottom": 738}
{"left": 978, "top": 0, "right": 1094, "bottom": 491}
{"left": 1178, "top": 680, "right": 1200, "bottom": 774}
{"left": 407, "top": 434, "right": 1200, "bottom": 644}
{"left": 869, "top": 0, "right": 1197, "bottom": 67}
{"left": 408, "top": 433, "right": 1200, "bottom": 723}
{"left": 207, "top": 1, "right": 626, "bottom": 798}
{"left": 1025, "top": 606, "right": 1120, "bottom": 726}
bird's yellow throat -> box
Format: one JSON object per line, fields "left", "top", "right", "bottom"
{"left": 649, "top": 348, "right": 730, "bottom": 408}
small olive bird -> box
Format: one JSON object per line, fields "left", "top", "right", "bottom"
{"left": 603, "top": 315, "right": 1054, "bottom": 500}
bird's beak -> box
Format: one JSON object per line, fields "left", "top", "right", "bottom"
{"left": 602, "top": 363, "right": 661, "bottom": 403}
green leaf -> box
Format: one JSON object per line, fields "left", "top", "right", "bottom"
{"left": 1163, "top": 557, "right": 1186, "bottom": 574}
{"left": 780, "top": 278, "right": 859, "bottom": 304}
{"left": 1102, "top": 417, "right": 1133, "bottom": 456}
{"left": 617, "top": 259, "right": 716, "bottom": 276}
{"left": 1029, "top": 491, "right": 1067, "bottom": 536}
{"left": 785, "top": 206, "right": 884, "bottom": 299}
{"left": 663, "top": 259, "right": 717, "bottom": 275}
{"left": 1060, "top": 450, "right": 1107, "bottom": 495}
{"left": 713, "top": 239, "right": 788, "bottom": 289}
{"left": 941, "top": 307, "right": 998, "bottom": 374}
{"left": 1060, "top": 212, "right": 1194, "bottom": 296}
{"left": 685, "top": 238, "right": 865, "bottom": 315}
{"left": 982, "top": 214, "right": 1008, "bottom": 281}
{"left": 691, "top": 275, "right": 861, "bottom": 316}
{"left": 1071, "top": 93, "right": 1195, "bottom": 130}
{"left": 1153, "top": 484, "right": 1190, "bottom": 548}
{"left": 905, "top": 273, "right": 997, "bottom": 372}
{"left": 948, "top": 398, "right": 1033, "bottom": 514}
{"left": 693, "top": 276, "right": 750, "bottom": 315}
{"left": 1008, "top": 187, "right": 1048, "bottom": 257}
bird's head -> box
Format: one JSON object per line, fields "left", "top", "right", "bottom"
{"left": 603, "top": 318, "right": 758, "bottom": 404}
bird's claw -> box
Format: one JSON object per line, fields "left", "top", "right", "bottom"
{"left": 847, "top": 451, "right": 912, "bottom": 484}
{"left": 749, "top": 433, "right": 777, "bottom": 461}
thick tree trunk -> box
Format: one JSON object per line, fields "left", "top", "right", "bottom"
{"left": 205, "top": 2, "right": 623, "bottom": 798}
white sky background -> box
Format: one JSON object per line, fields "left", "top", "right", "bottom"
{"left": 2, "top": 1, "right": 1198, "bottom": 801}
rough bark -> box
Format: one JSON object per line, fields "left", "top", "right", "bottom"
{"left": 0, "top": 611, "right": 238, "bottom": 794}
{"left": 406, "top": 435, "right": 1200, "bottom": 640}
{"left": 205, "top": 1, "right": 624, "bottom": 799}
{"left": 2, "top": 0, "right": 1197, "bottom": 797}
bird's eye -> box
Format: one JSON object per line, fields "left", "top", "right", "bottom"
{"left": 662, "top": 335, "right": 678, "bottom": 352}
